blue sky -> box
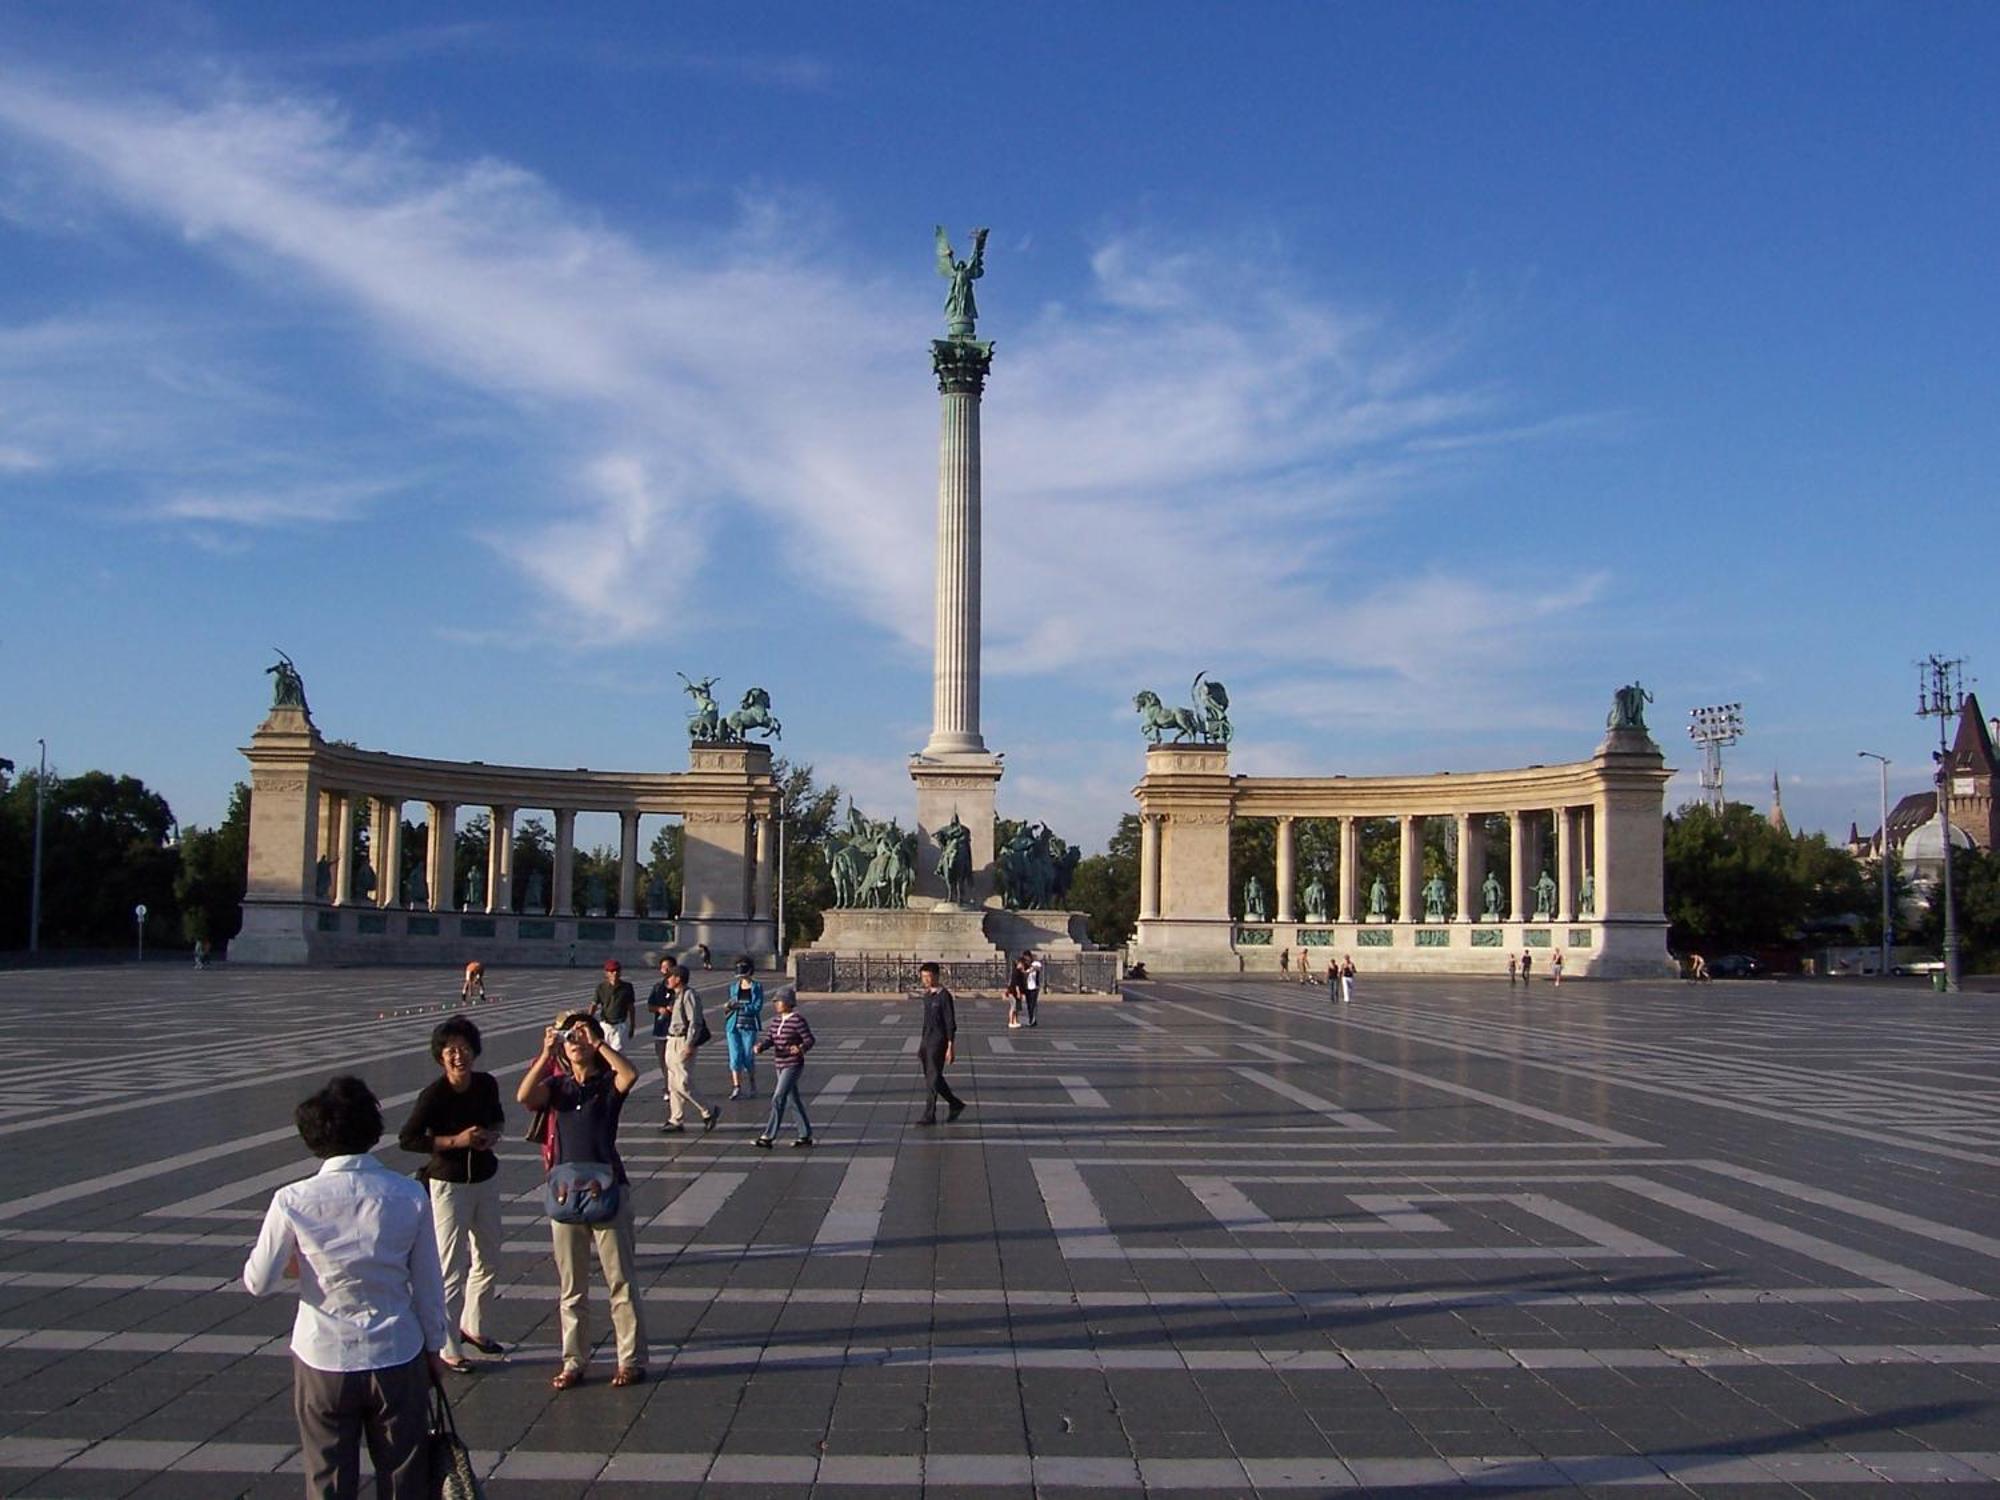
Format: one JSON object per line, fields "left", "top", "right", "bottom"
{"left": 0, "top": 2, "right": 1994, "bottom": 850}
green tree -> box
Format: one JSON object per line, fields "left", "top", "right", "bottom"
{"left": 646, "top": 825, "right": 683, "bottom": 916}
{"left": 454, "top": 814, "right": 490, "bottom": 907}
{"left": 0, "top": 768, "right": 181, "bottom": 949}
{"left": 776, "top": 757, "right": 843, "bottom": 948}
{"left": 1663, "top": 802, "right": 1871, "bottom": 954}
{"left": 1070, "top": 814, "right": 1139, "bottom": 947}
{"left": 1918, "top": 846, "right": 2000, "bottom": 969}
{"left": 176, "top": 782, "right": 251, "bottom": 948}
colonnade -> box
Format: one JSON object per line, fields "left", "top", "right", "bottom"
{"left": 1128, "top": 727, "right": 1673, "bottom": 976}
{"left": 235, "top": 701, "right": 780, "bottom": 966}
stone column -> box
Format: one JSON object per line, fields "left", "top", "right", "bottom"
{"left": 426, "top": 802, "right": 455, "bottom": 912}
{"left": 1337, "top": 817, "right": 1360, "bottom": 923}
{"left": 333, "top": 793, "right": 356, "bottom": 906}
{"left": 1509, "top": 810, "right": 1528, "bottom": 923}
{"left": 1397, "top": 815, "right": 1421, "bottom": 922}
{"left": 923, "top": 338, "right": 994, "bottom": 758}
{"left": 1138, "top": 814, "right": 1161, "bottom": 921}
{"left": 374, "top": 798, "right": 402, "bottom": 907}
{"left": 1555, "top": 806, "right": 1576, "bottom": 923}
{"left": 552, "top": 809, "right": 576, "bottom": 917}
{"left": 753, "top": 816, "right": 774, "bottom": 923}
{"left": 488, "top": 806, "right": 514, "bottom": 914}
{"left": 1275, "top": 818, "right": 1296, "bottom": 923}
{"left": 1455, "top": 812, "right": 1478, "bottom": 923}
{"left": 618, "top": 810, "right": 640, "bottom": 918}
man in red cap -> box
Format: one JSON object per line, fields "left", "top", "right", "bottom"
{"left": 592, "top": 960, "right": 637, "bottom": 1055}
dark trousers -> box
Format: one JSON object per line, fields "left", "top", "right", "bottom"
{"left": 292, "top": 1352, "right": 430, "bottom": 1500}
{"left": 919, "top": 1041, "right": 962, "bottom": 1121}
{"left": 1023, "top": 987, "right": 1039, "bottom": 1025}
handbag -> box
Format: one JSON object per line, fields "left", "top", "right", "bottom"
{"left": 691, "top": 1005, "right": 712, "bottom": 1048}
{"left": 428, "top": 1375, "right": 486, "bottom": 1500}
{"left": 543, "top": 1161, "right": 623, "bottom": 1225}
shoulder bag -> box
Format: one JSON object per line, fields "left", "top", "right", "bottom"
{"left": 543, "top": 1161, "right": 623, "bottom": 1225}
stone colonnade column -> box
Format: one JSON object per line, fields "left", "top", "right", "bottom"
{"left": 426, "top": 803, "right": 455, "bottom": 912}
{"left": 1275, "top": 817, "right": 1295, "bottom": 922}
{"left": 1509, "top": 810, "right": 1528, "bottom": 922}
{"left": 1555, "top": 806, "right": 1576, "bottom": 922}
{"left": 618, "top": 811, "right": 640, "bottom": 918}
{"left": 374, "top": 798, "right": 403, "bottom": 907}
{"left": 1138, "top": 814, "right": 1161, "bottom": 921}
{"left": 488, "top": 806, "right": 514, "bottom": 914}
{"left": 753, "top": 816, "right": 774, "bottom": 924}
{"left": 333, "top": 794, "right": 357, "bottom": 906}
{"left": 1455, "top": 813, "right": 1478, "bottom": 923}
{"left": 1338, "top": 817, "right": 1360, "bottom": 923}
{"left": 1397, "top": 815, "right": 1421, "bottom": 922}
{"left": 552, "top": 810, "right": 576, "bottom": 917}
{"left": 924, "top": 338, "right": 993, "bottom": 757}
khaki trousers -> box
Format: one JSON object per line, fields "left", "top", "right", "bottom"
{"left": 550, "top": 1193, "right": 647, "bottom": 1372}
{"left": 664, "top": 1036, "right": 708, "bottom": 1125}
{"left": 429, "top": 1175, "right": 500, "bottom": 1361}
{"left": 291, "top": 1352, "right": 429, "bottom": 1500}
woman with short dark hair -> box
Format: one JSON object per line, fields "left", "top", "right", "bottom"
{"left": 518, "top": 1011, "right": 648, "bottom": 1389}
{"left": 245, "top": 1076, "right": 447, "bottom": 1500}
{"left": 398, "top": 1017, "right": 506, "bottom": 1372}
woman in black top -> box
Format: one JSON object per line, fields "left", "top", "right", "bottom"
{"left": 398, "top": 1017, "right": 506, "bottom": 1372}
{"left": 517, "top": 1010, "right": 648, "bottom": 1390}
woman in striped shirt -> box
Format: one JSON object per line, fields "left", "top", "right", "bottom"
{"left": 751, "top": 989, "right": 816, "bottom": 1149}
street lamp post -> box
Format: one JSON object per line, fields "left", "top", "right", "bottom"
{"left": 29, "top": 739, "right": 47, "bottom": 956}
{"left": 1857, "top": 752, "right": 1892, "bottom": 976}
{"left": 1916, "top": 656, "right": 1967, "bottom": 995}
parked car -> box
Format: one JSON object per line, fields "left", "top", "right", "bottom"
{"left": 1891, "top": 959, "right": 1944, "bottom": 977}
{"left": 1708, "top": 953, "right": 1763, "bottom": 978}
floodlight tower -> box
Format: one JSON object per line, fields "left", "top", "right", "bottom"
{"left": 1917, "top": 655, "right": 1968, "bottom": 994}
{"left": 1687, "top": 703, "right": 1744, "bottom": 813}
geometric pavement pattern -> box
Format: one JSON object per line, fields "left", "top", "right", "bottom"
{"left": 0, "top": 965, "right": 1996, "bottom": 1495}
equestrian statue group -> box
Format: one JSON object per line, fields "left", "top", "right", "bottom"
{"left": 679, "top": 673, "right": 782, "bottom": 744}
{"left": 1134, "top": 671, "right": 1232, "bottom": 746}
{"left": 827, "top": 806, "right": 920, "bottom": 911}
{"left": 996, "top": 821, "right": 1082, "bottom": 911}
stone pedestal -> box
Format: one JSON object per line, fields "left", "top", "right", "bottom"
{"left": 911, "top": 753, "right": 1004, "bottom": 906}
{"left": 1128, "top": 743, "right": 1239, "bottom": 973}
{"left": 986, "top": 908, "right": 1092, "bottom": 955}
{"left": 682, "top": 742, "right": 780, "bottom": 964}
{"left": 233, "top": 705, "right": 323, "bottom": 964}
{"left": 810, "top": 904, "right": 1001, "bottom": 959}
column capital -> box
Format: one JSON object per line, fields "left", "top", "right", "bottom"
{"left": 932, "top": 337, "right": 994, "bottom": 394}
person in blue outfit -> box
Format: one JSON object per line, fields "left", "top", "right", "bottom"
{"left": 724, "top": 958, "right": 765, "bottom": 1100}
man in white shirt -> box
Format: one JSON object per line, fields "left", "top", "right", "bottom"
{"left": 244, "top": 1075, "right": 449, "bottom": 1500}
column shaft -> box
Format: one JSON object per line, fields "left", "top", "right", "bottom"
{"left": 1138, "top": 814, "right": 1161, "bottom": 921}
{"left": 552, "top": 810, "right": 576, "bottom": 917}
{"left": 1509, "top": 811, "right": 1527, "bottom": 922}
{"left": 1555, "top": 806, "right": 1576, "bottom": 923}
{"left": 489, "top": 806, "right": 514, "bottom": 914}
{"left": 427, "top": 803, "right": 455, "bottom": 912}
{"left": 374, "top": 798, "right": 402, "bottom": 908}
{"left": 1455, "top": 813, "right": 1477, "bottom": 923}
{"left": 1275, "top": 819, "right": 1296, "bottom": 922}
{"left": 1397, "top": 816, "right": 1421, "bottom": 922}
{"left": 753, "top": 816, "right": 774, "bottom": 923}
{"left": 618, "top": 811, "right": 640, "bottom": 918}
{"left": 333, "top": 794, "right": 356, "bottom": 906}
{"left": 1337, "top": 818, "right": 1359, "bottom": 923}
{"left": 927, "top": 387, "right": 986, "bottom": 754}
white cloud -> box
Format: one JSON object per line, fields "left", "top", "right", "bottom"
{"left": 0, "top": 67, "right": 1614, "bottom": 724}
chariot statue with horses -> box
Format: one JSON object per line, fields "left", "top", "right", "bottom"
{"left": 680, "top": 674, "right": 782, "bottom": 743}
{"left": 1134, "top": 671, "right": 1233, "bottom": 746}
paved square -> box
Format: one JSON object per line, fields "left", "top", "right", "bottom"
{"left": 0, "top": 966, "right": 1996, "bottom": 1495}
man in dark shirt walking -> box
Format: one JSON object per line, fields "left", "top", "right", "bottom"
{"left": 916, "top": 961, "right": 966, "bottom": 1126}
{"left": 592, "top": 960, "right": 637, "bottom": 1055}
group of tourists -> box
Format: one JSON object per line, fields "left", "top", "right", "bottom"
{"left": 1004, "top": 949, "right": 1043, "bottom": 1027}
{"left": 1278, "top": 948, "right": 1359, "bottom": 1001}
{"left": 1506, "top": 949, "right": 1566, "bottom": 985}
{"left": 242, "top": 958, "right": 976, "bottom": 1497}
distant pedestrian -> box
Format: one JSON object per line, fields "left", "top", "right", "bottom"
{"left": 658, "top": 966, "right": 717, "bottom": 1135}
{"left": 1507, "top": 953, "right": 1518, "bottom": 986}
{"left": 753, "top": 989, "right": 816, "bottom": 1148}
{"left": 697, "top": 942, "right": 713, "bottom": 971}
{"left": 1551, "top": 949, "right": 1565, "bottom": 986}
{"left": 243, "top": 1075, "right": 447, "bottom": 1500}
{"left": 460, "top": 960, "right": 486, "bottom": 1006}
{"left": 1328, "top": 956, "right": 1341, "bottom": 1002}
{"left": 1520, "top": 950, "right": 1533, "bottom": 984}
{"left": 1004, "top": 954, "right": 1028, "bottom": 1029}
{"left": 1339, "top": 955, "right": 1356, "bottom": 1004}
{"left": 516, "top": 1011, "right": 647, "bottom": 1391}
{"left": 916, "top": 961, "right": 966, "bottom": 1125}
{"left": 1279, "top": 947, "right": 1291, "bottom": 977}
{"left": 593, "top": 960, "right": 636, "bottom": 1054}
{"left": 724, "top": 959, "right": 765, "bottom": 1100}
{"left": 1023, "top": 950, "right": 1044, "bottom": 1027}
{"left": 397, "top": 1017, "right": 506, "bottom": 1373}
{"left": 192, "top": 937, "right": 210, "bottom": 969}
